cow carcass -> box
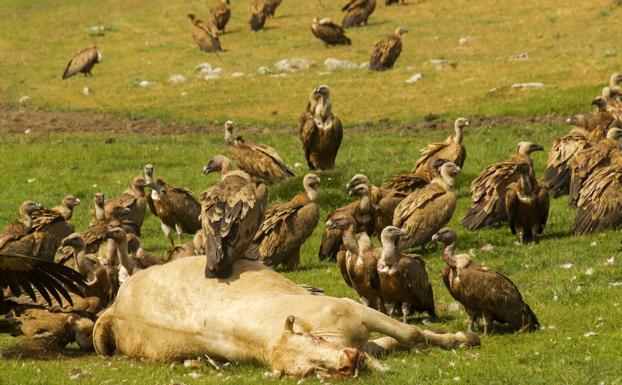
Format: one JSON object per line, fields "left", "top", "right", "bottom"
{"left": 94, "top": 258, "right": 479, "bottom": 378}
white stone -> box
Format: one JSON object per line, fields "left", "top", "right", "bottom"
{"left": 138, "top": 80, "right": 151, "bottom": 87}
{"left": 231, "top": 72, "right": 245, "bottom": 78}
{"left": 82, "top": 87, "right": 91, "bottom": 95}
{"left": 458, "top": 36, "right": 475, "bottom": 45}
{"left": 511, "top": 82, "right": 544, "bottom": 89}
{"left": 169, "top": 74, "right": 187, "bottom": 84}
{"left": 204, "top": 74, "right": 220, "bottom": 81}
{"left": 560, "top": 262, "right": 573, "bottom": 269}
{"left": 274, "top": 58, "right": 315, "bottom": 71}
{"left": 510, "top": 52, "right": 530, "bottom": 61}
{"left": 429, "top": 59, "right": 456, "bottom": 69}
{"left": 323, "top": 58, "right": 357, "bottom": 70}
{"left": 18, "top": 96, "right": 30, "bottom": 105}
{"left": 359, "top": 62, "right": 370, "bottom": 69}
{"left": 257, "top": 66, "right": 272, "bottom": 75}
{"left": 195, "top": 62, "right": 213, "bottom": 73}
{"left": 405, "top": 73, "right": 423, "bottom": 84}
{"left": 605, "top": 256, "right": 615, "bottom": 266}
{"left": 585, "top": 268, "right": 594, "bottom": 276}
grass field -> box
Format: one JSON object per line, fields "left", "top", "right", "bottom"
{"left": 1, "top": 0, "right": 622, "bottom": 384}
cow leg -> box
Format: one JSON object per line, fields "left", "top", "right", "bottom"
{"left": 358, "top": 305, "right": 480, "bottom": 351}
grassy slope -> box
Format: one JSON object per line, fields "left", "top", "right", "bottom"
{"left": 1, "top": 0, "right": 622, "bottom": 125}
{"left": 0, "top": 122, "right": 621, "bottom": 384}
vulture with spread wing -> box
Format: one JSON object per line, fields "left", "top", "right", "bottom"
{"left": 200, "top": 155, "right": 268, "bottom": 278}
{"left": 225, "top": 121, "right": 294, "bottom": 183}
{"left": 414, "top": 118, "right": 469, "bottom": 173}
{"left": 187, "top": 12, "right": 222, "bottom": 52}
{"left": 369, "top": 27, "right": 407, "bottom": 71}
{"left": 462, "top": 142, "right": 544, "bottom": 230}
{"left": 62, "top": 46, "right": 102, "bottom": 79}
{"left": 433, "top": 228, "right": 540, "bottom": 335}
{"left": 311, "top": 18, "right": 351, "bottom": 46}
{"left": 247, "top": 174, "right": 320, "bottom": 271}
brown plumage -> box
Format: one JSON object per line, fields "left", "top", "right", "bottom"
{"left": 341, "top": 0, "right": 376, "bottom": 28}
{"left": 541, "top": 121, "right": 591, "bottom": 197}
{"left": 299, "top": 85, "right": 343, "bottom": 170}
{"left": 369, "top": 27, "right": 407, "bottom": 71}
{"left": 414, "top": 118, "right": 469, "bottom": 173}
{"left": 144, "top": 164, "right": 201, "bottom": 246}
{"left": 462, "top": 142, "right": 544, "bottom": 230}
{"left": 385, "top": 0, "right": 404, "bottom": 4}
{"left": 265, "top": 0, "right": 282, "bottom": 16}
{"left": 225, "top": 121, "right": 294, "bottom": 183}
{"left": 433, "top": 228, "right": 540, "bottom": 335}
{"left": 376, "top": 226, "right": 435, "bottom": 321}
{"left": 200, "top": 155, "right": 268, "bottom": 278}
{"left": 28, "top": 195, "right": 81, "bottom": 261}
{"left": 62, "top": 46, "right": 101, "bottom": 79}
{"left": 249, "top": 0, "right": 270, "bottom": 31}
{"left": 311, "top": 18, "right": 351, "bottom": 46}
{"left": 187, "top": 12, "right": 223, "bottom": 52}
{"left": 393, "top": 162, "right": 461, "bottom": 250}
{"left": 103, "top": 228, "right": 162, "bottom": 285}
{"left": 505, "top": 163, "right": 550, "bottom": 244}
{"left": 319, "top": 180, "right": 375, "bottom": 261}
{"left": 568, "top": 128, "right": 622, "bottom": 206}
{"left": 588, "top": 95, "right": 618, "bottom": 141}
{"left": 105, "top": 177, "right": 147, "bottom": 231}
{"left": 167, "top": 230, "right": 206, "bottom": 261}
{"left": 0, "top": 201, "right": 43, "bottom": 252}
{"left": 0, "top": 253, "right": 86, "bottom": 307}
{"left": 325, "top": 217, "right": 380, "bottom": 309}
{"left": 572, "top": 157, "right": 622, "bottom": 235}
{"left": 247, "top": 174, "right": 320, "bottom": 271}
{"left": 210, "top": 0, "right": 231, "bottom": 33}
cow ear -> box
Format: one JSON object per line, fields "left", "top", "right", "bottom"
{"left": 284, "top": 315, "right": 295, "bottom": 332}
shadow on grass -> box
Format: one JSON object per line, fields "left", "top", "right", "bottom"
{"left": 1, "top": 344, "right": 93, "bottom": 360}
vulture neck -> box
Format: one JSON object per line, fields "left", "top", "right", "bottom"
{"left": 441, "top": 241, "right": 458, "bottom": 268}
{"left": 303, "top": 183, "right": 318, "bottom": 202}
{"left": 71, "top": 245, "right": 90, "bottom": 278}
{"left": 53, "top": 204, "right": 73, "bottom": 220}
{"left": 517, "top": 147, "right": 534, "bottom": 161}
{"left": 518, "top": 172, "right": 534, "bottom": 196}
{"left": 437, "top": 169, "right": 455, "bottom": 189}
{"left": 341, "top": 225, "right": 360, "bottom": 256}
{"left": 113, "top": 237, "right": 135, "bottom": 275}
{"left": 224, "top": 129, "right": 235, "bottom": 145}
{"left": 380, "top": 235, "right": 399, "bottom": 266}
{"left": 218, "top": 160, "right": 233, "bottom": 179}
{"left": 131, "top": 184, "right": 145, "bottom": 198}
{"left": 94, "top": 204, "right": 106, "bottom": 221}
{"left": 19, "top": 210, "right": 34, "bottom": 230}
{"left": 313, "top": 97, "right": 332, "bottom": 129}
{"left": 453, "top": 124, "right": 464, "bottom": 144}
{"left": 358, "top": 193, "right": 371, "bottom": 214}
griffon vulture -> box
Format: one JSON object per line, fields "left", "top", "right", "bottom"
{"left": 505, "top": 163, "right": 550, "bottom": 244}
{"left": 369, "top": 27, "right": 407, "bottom": 71}
{"left": 299, "top": 85, "right": 343, "bottom": 170}
{"left": 187, "top": 12, "right": 222, "bottom": 52}
{"left": 414, "top": 118, "right": 469, "bottom": 173}
{"left": 433, "top": 228, "right": 540, "bottom": 335}
{"left": 62, "top": 46, "right": 101, "bottom": 79}
{"left": 29, "top": 195, "right": 81, "bottom": 261}
{"left": 376, "top": 226, "right": 435, "bottom": 321}
{"left": 210, "top": 0, "right": 231, "bottom": 33}
{"left": 200, "top": 155, "right": 268, "bottom": 278}
{"left": 341, "top": 0, "right": 376, "bottom": 28}
{"left": 249, "top": 0, "right": 270, "bottom": 31}
{"left": 247, "top": 174, "right": 320, "bottom": 270}
{"left": 104, "top": 177, "right": 147, "bottom": 232}
{"left": 0, "top": 201, "right": 43, "bottom": 252}
{"left": 225, "top": 121, "right": 294, "bottom": 183}
{"left": 568, "top": 127, "right": 622, "bottom": 206}
{"left": 462, "top": 142, "right": 544, "bottom": 230}
{"left": 392, "top": 162, "right": 461, "bottom": 250}
{"left": 144, "top": 164, "right": 201, "bottom": 247}
{"left": 385, "top": 0, "right": 404, "bottom": 4}
{"left": 311, "top": 18, "right": 351, "bottom": 46}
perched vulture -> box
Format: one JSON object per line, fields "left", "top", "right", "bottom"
{"left": 90, "top": 192, "right": 106, "bottom": 226}
{"left": 187, "top": 12, "right": 222, "bottom": 52}
{"left": 541, "top": 119, "right": 591, "bottom": 197}
{"left": 210, "top": 0, "right": 231, "bottom": 33}
{"left": 462, "top": 142, "right": 544, "bottom": 230}
{"left": 392, "top": 162, "right": 461, "bottom": 250}
{"left": 249, "top": 0, "right": 270, "bottom": 31}
{"left": 104, "top": 177, "right": 147, "bottom": 231}
{"left": 0, "top": 201, "right": 43, "bottom": 251}
{"left": 62, "top": 46, "right": 102, "bottom": 79}
{"left": 341, "top": 0, "right": 376, "bottom": 28}
{"left": 433, "top": 228, "right": 540, "bottom": 334}
{"left": 376, "top": 226, "right": 435, "bottom": 321}
{"left": 299, "top": 85, "right": 343, "bottom": 170}
{"left": 588, "top": 96, "right": 618, "bottom": 141}
{"left": 369, "top": 27, "right": 407, "bottom": 71}
{"left": 104, "top": 228, "right": 162, "bottom": 284}
{"left": 225, "top": 121, "right": 294, "bottom": 183}
{"left": 325, "top": 216, "right": 379, "bottom": 309}
{"left": 0, "top": 253, "right": 86, "bottom": 307}
{"left": 319, "top": 178, "right": 375, "bottom": 261}
{"left": 28, "top": 195, "right": 81, "bottom": 261}
{"left": 572, "top": 158, "right": 622, "bottom": 236}
{"left": 311, "top": 18, "right": 351, "bottom": 46}
{"left": 568, "top": 127, "right": 622, "bottom": 206}
{"left": 200, "top": 155, "right": 268, "bottom": 278}
{"left": 144, "top": 164, "right": 201, "bottom": 246}
{"left": 247, "top": 174, "right": 320, "bottom": 270}
{"left": 505, "top": 163, "right": 550, "bottom": 244}
{"left": 413, "top": 118, "right": 469, "bottom": 173}
{"left": 606, "top": 73, "right": 622, "bottom": 101}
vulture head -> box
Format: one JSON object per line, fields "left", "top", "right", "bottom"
{"left": 325, "top": 216, "right": 356, "bottom": 231}
{"left": 347, "top": 183, "right": 370, "bottom": 198}
{"left": 432, "top": 227, "right": 472, "bottom": 268}
{"left": 431, "top": 227, "right": 457, "bottom": 245}
{"left": 303, "top": 173, "right": 321, "bottom": 198}
{"left": 610, "top": 72, "right": 622, "bottom": 86}
{"left": 224, "top": 120, "right": 235, "bottom": 145}
{"left": 606, "top": 127, "right": 622, "bottom": 140}
{"left": 394, "top": 27, "right": 409, "bottom": 37}
{"left": 516, "top": 142, "right": 544, "bottom": 157}
{"left": 346, "top": 174, "right": 370, "bottom": 190}
{"left": 591, "top": 96, "right": 607, "bottom": 111}
{"left": 103, "top": 227, "right": 128, "bottom": 243}
{"left": 20, "top": 200, "right": 44, "bottom": 217}
{"left": 438, "top": 162, "right": 461, "bottom": 186}
{"left": 62, "top": 195, "right": 81, "bottom": 210}
{"left": 61, "top": 232, "right": 86, "bottom": 250}
{"left": 313, "top": 85, "right": 331, "bottom": 98}
{"left": 94, "top": 192, "right": 105, "bottom": 207}
{"left": 202, "top": 155, "right": 232, "bottom": 176}
{"left": 566, "top": 114, "right": 587, "bottom": 128}
{"left": 144, "top": 164, "right": 155, "bottom": 182}
{"left": 110, "top": 206, "right": 131, "bottom": 221}
{"left": 454, "top": 117, "right": 469, "bottom": 129}
{"left": 431, "top": 158, "right": 450, "bottom": 171}
{"left": 380, "top": 226, "right": 406, "bottom": 246}
{"left": 187, "top": 12, "right": 197, "bottom": 22}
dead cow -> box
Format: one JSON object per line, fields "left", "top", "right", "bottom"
{"left": 94, "top": 258, "right": 479, "bottom": 378}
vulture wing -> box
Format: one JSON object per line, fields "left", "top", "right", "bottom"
{"left": 211, "top": 3, "right": 231, "bottom": 31}
{"left": 536, "top": 186, "right": 550, "bottom": 235}
{"left": 313, "top": 22, "right": 351, "bottom": 45}
{"left": 572, "top": 164, "right": 622, "bottom": 235}
{"left": 398, "top": 255, "right": 435, "bottom": 314}
{"left": 191, "top": 19, "right": 222, "bottom": 52}
{"left": 0, "top": 222, "right": 29, "bottom": 251}
{"left": 251, "top": 199, "right": 306, "bottom": 258}
{"left": 62, "top": 47, "right": 99, "bottom": 79}
{"left": 414, "top": 139, "right": 466, "bottom": 172}
{"left": 542, "top": 132, "right": 590, "bottom": 197}
{"left": 369, "top": 37, "right": 401, "bottom": 71}
{"left": 382, "top": 172, "right": 430, "bottom": 195}
{"left": 0, "top": 253, "right": 86, "bottom": 307}
{"left": 158, "top": 187, "right": 202, "bottom": 233}
{"left": 568, "top": 144, "right": 616, "bottom": 206}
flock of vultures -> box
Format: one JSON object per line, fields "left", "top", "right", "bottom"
{"left": 1, "top": 0, "right": 622, "bottom": 378}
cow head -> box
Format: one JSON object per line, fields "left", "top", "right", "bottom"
{"left": 269, "top": 315, "right": 365, "bottom": 379}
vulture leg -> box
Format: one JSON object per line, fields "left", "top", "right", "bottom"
{"left": 360, "top": 296, "right": 371, "bottom": 307}
{"left": 175, "top": 224, "right": 183, "bottom": 244}
{"left": 482, "top": 313, "right": 494, "bottom": 336}
{"left": 161, "top": 223, "right": 174, "bottom": 247}
{"left": 531, "top": 225, "right": 540, "bottom": 243}
{"left": 384, "top": 302, "right": 395, "bottom": 315}
{"left": 401, "top": 303, "right": 410, "bottom": 324}
{"left": 466, "top": 310, "right": 479, "bottom": 332}
{"left": 283, "top": 247, "right": 301, "bottom": 272}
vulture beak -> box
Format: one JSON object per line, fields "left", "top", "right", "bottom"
{"left": 431, "top": 233, "right": 440, "bottom": 242}
{"left": 565, "top": 117, "right": 572, "bottom": 124}
{"left": 102, "top": 231, "right": 112, "bottom": 241}
{"left": 202, "top": 164, "right": 215, "bottom": 175}
{"left": 35, "top": 203, "right": 44, "bottom": 210}
{"left": 75, "top": 198, "right": 81, "bottom": 205}
{"left": 325, "top": 219, "right": 336, "bottom": 229}
{"left": 347, "top": 189, "right": 357, "bottom": 197}
{"left": 531, "top": 144, "right": 544, "bottom": 152}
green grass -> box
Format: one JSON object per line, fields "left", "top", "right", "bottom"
{"left": 1, "top": 122, "right": 621, "bottom": 384}
{"left": 2, "top": 0, "right": 622, "bottom": 125}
